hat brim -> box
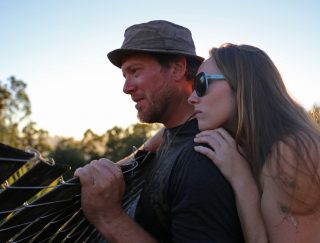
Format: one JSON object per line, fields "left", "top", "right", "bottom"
{"left": 107, "top": 48, "right": 204, "bottom": 68}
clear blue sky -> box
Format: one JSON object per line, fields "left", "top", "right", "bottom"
{"left": 1, "top": 0, "right": 319, "bottom": 139}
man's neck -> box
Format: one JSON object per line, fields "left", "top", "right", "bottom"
{"left": 163, "top": 103, "right": 195, "bottom": 128}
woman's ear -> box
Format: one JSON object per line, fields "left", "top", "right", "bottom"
{"left": 172, "top": 57, "right": 187, "bottom": 80}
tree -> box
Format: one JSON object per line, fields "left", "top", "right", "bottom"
{"left": 49, "top": 138, "right": 87, "bottom": 179}
{"left": 0, "top": 76, "right": 51, "bottom": 153}
{"left": 0, "top": 76, "right": 31, "bottom": 124}
{"left": 21, "top": 122, "right": 52, "bottom": 156}
{"left": 48, "top": 123, "right": 161, "bottom": 179}
{"left": 80, "top": 129, "right": 106, "bottom": 161}
{"left": 104, "top": 123, "right": 162, "bottom": 161}
{"left": 0, "top": 76, "right": 31, "bottom": 146}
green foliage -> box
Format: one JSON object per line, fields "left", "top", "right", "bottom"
{"left": 104, "top": 123, "right": 161, "bottom": 161}
{"left": 80, "top": 129, "right": 106, "bottom": 161}
{"left": 0, "top": 76, "right": 31, "bottom": 125}
{"left": 21, "top": 122, "right": 52, "bottom": 156}
{"left": 51, "top": 129, "right": 106, "bottom": 179}
{"left": 0, "top": 76, "right": 51, "bottom": 152}
{"left": 0, "top": 76, "right": 28, "bottom": 146}
{"left": 49, "top": 138, "right": 87, "bottom": 179}
{"left": 49, "top": 123, "right": 161, "bottom": 179}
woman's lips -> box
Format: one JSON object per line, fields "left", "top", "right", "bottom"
{"left": 193, "top": 110, "right": 202, "bottom": 116}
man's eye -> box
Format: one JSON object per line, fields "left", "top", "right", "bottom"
{"left": 133, "top": 69, "right": 140, "bottom": 76}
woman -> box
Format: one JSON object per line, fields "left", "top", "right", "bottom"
{"left": 187, "top": 43, "right": 320, "bottom": 242}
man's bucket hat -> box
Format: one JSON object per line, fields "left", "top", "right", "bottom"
{"left": 107, "top": 20, "right": 204, "bottom": 68}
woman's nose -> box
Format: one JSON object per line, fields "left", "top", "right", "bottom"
{"left": 188, "top": 90, "right": 199, "bottom": 105}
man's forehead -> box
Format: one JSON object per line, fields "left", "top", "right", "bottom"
{"left": 121, "top": 53, "right": 156, "bottom": 69}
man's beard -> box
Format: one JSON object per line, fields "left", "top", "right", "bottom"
{"left": 137, "top": 96, "right": 169, "bottom": 123}
{"left": 137, "top": 86, "right": 174, "bottom": 124}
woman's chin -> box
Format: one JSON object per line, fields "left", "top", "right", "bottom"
{"left": 197, "top": 121, "right": 210, "bottom": 131}
{"left": 198, "top": 120, "right": 221, "bottom": 131}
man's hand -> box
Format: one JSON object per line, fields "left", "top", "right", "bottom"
{"left": 74, "top": 158, "right": 126, "bottom": 227}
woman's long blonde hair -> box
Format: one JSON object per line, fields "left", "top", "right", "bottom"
{"left": 211, "top": 43, "right": 320, "bottom": 214}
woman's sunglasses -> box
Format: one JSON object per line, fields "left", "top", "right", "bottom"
{"left": 193, "top": 72, "right": 225, "bottom": 97}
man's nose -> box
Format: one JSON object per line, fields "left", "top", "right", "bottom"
{"left": 123, "top": 78, "right": 136, "bottom": 94}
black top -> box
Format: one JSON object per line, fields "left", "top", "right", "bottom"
{"left": 135, "top": 119, "right": 244, "bottom": 242}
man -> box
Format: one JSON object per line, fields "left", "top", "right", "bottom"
{"left": 75, "top": 20, "right": 244, "bottom": 242}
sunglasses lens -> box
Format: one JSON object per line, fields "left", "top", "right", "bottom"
{"left": 194, "top": 73, "right": 207, "bottom": 97}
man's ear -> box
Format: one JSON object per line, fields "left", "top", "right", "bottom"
{"left": 172, "top": 57, "right": 187, "bottom": 80}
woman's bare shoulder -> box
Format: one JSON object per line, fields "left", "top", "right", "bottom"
{"left": 260, "top": 137, "right": 320, "bottom": 242}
